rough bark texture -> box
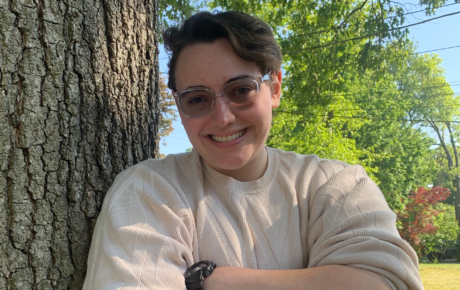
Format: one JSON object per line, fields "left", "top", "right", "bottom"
{"left": 0, "top": 0, "right": 160, "bottom": 288}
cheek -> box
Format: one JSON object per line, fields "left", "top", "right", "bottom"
{"left": 255, "top": 97, "right": 275, "bottom": 122}
{"left": 181, "top": 117, "right": 204, "bottom": 140}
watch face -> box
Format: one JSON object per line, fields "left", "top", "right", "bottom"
{"left": 185, "top": 261, "right": 217, "bottom": 290}
{"left": 184, "top": 261, "right": 216, "bottom": 278}
{"left": 185, "top": 264, "right": 204, "bottom": 277}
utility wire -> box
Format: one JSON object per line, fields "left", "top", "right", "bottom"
{"left": 284, "top": 10, "right": 460, "bottom": 54}
{"left": 288, "top": 100, "right": 460, "bottom": 111}
{"left": 279, "top": 2, "right": 460, "bottom": 40}
{"left": 281, "top": 44, "right": 460, "bottom": 78}
{"left": 161, "top": 44, "right": 460, "bottom": 69}
{"left": 283, "top": 83, "right": 460, "bottom": 100}
{"left": 418, "top": 45, "right": 460, "bottom": 54}
{"left": 389, "top": 2, "right": 460, "bottom": 19}
{"left": 273, "top": 111, "right": 460, "bottom": 123}
{"left": 280, "top": 94, "right": 460, "bottom": 111}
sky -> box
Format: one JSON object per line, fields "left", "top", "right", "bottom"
{"left": 159, "top": 1, "right": 460, "bottom": 156}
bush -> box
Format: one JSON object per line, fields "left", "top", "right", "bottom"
{"left": 396, "top": 186, "right": 460, "bottom": 258}
{"left": 421, "top": 204, "right": 460, "bottom": 261}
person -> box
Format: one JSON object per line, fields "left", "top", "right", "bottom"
{"left": 83, "top": 11, "right": 423, "bottom": 290}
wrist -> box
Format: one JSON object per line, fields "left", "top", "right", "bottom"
{"left": 184, "top": 261, "right": 217, "bottom": 290}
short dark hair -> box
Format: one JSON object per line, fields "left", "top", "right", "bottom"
{"left": 163, "top": 11, "right": 282, "bottom": 91}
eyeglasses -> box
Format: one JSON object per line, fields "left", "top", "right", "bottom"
{"left": 173, "top": 72, "right": 271, "bottom": 118}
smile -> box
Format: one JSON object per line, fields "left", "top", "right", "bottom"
{"left": 210, "top": 129, "right": 246, "bottom": 142}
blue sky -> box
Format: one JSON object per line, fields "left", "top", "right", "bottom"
{"left": 159, "top": 1, "right": 460, "bottom": 156}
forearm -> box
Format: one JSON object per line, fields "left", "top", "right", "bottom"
{"left": 203, "top": 265, "right": 392, "bottom": 290}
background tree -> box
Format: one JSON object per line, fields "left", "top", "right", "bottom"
{"left": 158, "top": 76, "right": 177, "bottom": 142}
{"left": 206, "top": 0, "right": 459, "bottom": 213}
{"left": 157, "top": 75, "right": 177, "bottom": 158}
{"left": 421, "top": 202, "right": 460, "bottom": 261}
{"left": 397, "top": 53, "right": 460, "bottom": 224}
{"left": 157, "top": 0, "right": 460, "bottom": 256}
{"left": 397, "top": 186, "right": 458, "bottom": 259}
{"left": 0, "top": 0, "right": 160, "bottom": 288}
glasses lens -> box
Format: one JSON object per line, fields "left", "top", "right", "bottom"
{"left": 179, "top": 90, "right": 213, "bottom": 117}
{"left": 223, "top": 79, "right": 259, "bottom": 109}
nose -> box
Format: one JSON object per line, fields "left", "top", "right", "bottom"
{"left": 210, "top": 95, "right": 235, "bottom": 127}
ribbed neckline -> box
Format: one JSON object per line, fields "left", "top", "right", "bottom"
{"left": 200, "top": 147, "right": 278, "bottom": 194}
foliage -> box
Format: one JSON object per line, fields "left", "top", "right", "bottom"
{"left": 214, "top": 0, "right": 443, "bottom": 198}
{"left": 159, "top": 0, "right": 203, "bottom": 28}
{"left": 384, "top": 190, "right": 409, "bottom": 216}
{"left": 161, "top": 0, "right": 459, "bottom": 209}
{"left": 419, "top": 0, "right": 459, "bottom": 15}
{"left": 396, "top": 52, "right": 460, "bottom": 223}
{"left": 267, "top": 97, "right": 377, "bottom": 175}
{"left": 158, "top": 76, "right": 177, "bottom": 143}
{"left": 397, "top": 186, "right": 454, "bottom": 257}
{"left": 158, "top": 0, "right": 206, "bottom": 44}
{"left": 356, "top": 121, "right": 437, "bottom": 200}
{"left": 420, "top": 203, "right": 460, "bottom": 261}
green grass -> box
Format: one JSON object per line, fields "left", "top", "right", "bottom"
{"left": 419, "top": 263, "right": 460, "bottom": 290}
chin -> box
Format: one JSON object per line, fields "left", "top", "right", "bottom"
{"left": 208, "top": 154, "right": 252, "bottom": 172}
{"left": 212, "top": 158, "right": 248, "bottom": 171}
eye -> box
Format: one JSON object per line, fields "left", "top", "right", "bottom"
{"left": 189, "top": 96, "right": 207, "bottom": 104}
{"left": 234, "top": 86, "right": 253, "bottom": 95}
{"left": 181, "top": 90, "right": 212, "bottom": 106}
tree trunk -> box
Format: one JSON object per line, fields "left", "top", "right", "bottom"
{"left": 0, "top": 0, "right": 160, "bottom": 288}
{"left": 446, "top": 122, "right": 460, "bottom": 226}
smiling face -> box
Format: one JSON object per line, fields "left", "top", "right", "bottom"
{"left": 174, "top": 38, "right": 282, "bottom": 181}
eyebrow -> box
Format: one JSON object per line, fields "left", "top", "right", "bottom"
{"left": 183, "top": 74, "right": 255, "bottom": 91}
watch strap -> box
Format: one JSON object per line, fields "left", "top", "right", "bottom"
{"left": 185, "top": 261, "right": 216, "bottom": 290}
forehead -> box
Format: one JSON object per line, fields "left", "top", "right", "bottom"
{"left": 175, "top": 38, "right": 260, "bottom": 91}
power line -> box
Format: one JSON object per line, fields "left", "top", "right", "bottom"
{"left": 161, "top": 44, "right": 460, "bottom": 75}
{"left": 280, "top": 44, "right": 460, "bottom": 80}
{"left": 418, "top": 45, "right": 460, "bottom": 54}
{"left": 284, "top": 10, "right": 460, "bottom": 54}
{"left": 390, "top": 2, "right": 460, "bottom": 18}
{"left": 279, "top": 2, "right": 460, "bottom": 41}
{"left": 279, "top": 94, "right": 460, "bottom": 112}
{"left": 288, "top": 100, "right": 460, "bottom": 112}
{"left": 283, "top": 83, "right": 460, "bottom": 100}
{"left": 165, "top": 136, "right": 190, "bottom": 142}
{"left": 273, "top": 110, "right": 460, "bottom": 123}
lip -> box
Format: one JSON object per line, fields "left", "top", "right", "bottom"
{"left": 205, "top": 128, "right": 248, "bottom": 148}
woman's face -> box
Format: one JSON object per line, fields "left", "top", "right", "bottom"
{"left": 174, "top": 38, "right": 282, "bottom": 179}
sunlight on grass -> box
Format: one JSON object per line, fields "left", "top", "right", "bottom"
{"left": 419, "top": 263, "right": 460, "bottom": 290}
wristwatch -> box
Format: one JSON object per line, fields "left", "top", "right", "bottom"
{"left": 184, "top": 260, "right": 217, "bottom": 290}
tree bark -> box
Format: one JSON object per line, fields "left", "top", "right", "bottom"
{"left": 0, "top": 0, "right": 160, "bottom": 289}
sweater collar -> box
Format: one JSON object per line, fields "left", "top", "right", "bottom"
{"left": 200, "top": 147, "right": 278, "bottom": 194}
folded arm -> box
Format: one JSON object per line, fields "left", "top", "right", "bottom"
{"left": 204, "top": 265, "right": 391, "bottom": 290}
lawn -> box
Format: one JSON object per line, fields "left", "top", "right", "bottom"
{"left": 419, "top": 263, "right": 460, "bottom": 290}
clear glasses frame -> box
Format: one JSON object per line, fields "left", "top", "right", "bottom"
{"left": 173, "top": 72, "right": 272, "bottom": 118}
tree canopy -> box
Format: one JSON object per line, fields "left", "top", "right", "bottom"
{"left": 160, "top": 0, "right": 460, "bottom": 224}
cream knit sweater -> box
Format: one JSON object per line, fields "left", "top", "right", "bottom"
{"left": 83, "top": 147, "right": 423, "bottom": 290}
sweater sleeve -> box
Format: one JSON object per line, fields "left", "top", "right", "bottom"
{"left": 83, "top": 164, "right": 195, "bottom": 290}
{"left": 306, "top": 164, "right": 423, "bottom": 290}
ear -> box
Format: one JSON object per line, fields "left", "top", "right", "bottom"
{"left": 271, "top": 70, "right": 282, "bottom": 109}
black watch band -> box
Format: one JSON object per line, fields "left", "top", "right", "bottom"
{"left": 184, "top": 261, "right": 217, "bottom": 290}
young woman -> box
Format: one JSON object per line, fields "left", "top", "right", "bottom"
{"left": 83, "top": 11, "right": 423, "bottom": 290}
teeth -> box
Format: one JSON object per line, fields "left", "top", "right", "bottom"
{"left": 211, "top": 129, "right": 245, "bottom": 142}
